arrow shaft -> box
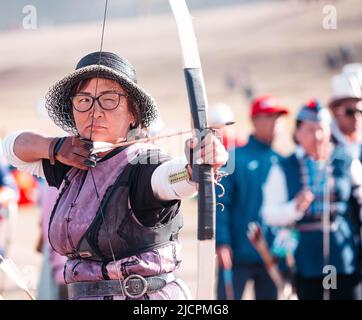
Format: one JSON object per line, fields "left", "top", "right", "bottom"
{"left": 92, "top": 122, "right": 234, "bottom": 154}
{"left": 92, "top": 128, "right": 193, "bottom": 153}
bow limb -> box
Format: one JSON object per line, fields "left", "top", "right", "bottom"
{"left": 0, "top": 255, "right": 35, "bottom": 300}
{"left": 169, "top": 0, "right": 216, "bottom": 300}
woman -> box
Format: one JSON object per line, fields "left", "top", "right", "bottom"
{"left": 2, "top": 52, "right": 228, "bottom": 300}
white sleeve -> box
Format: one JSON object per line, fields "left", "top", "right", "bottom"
{"left": 262, "top": 164, "right": 304, "bottom": 227}
{"left": 1, "top": 131, "right": 45, "bottom": 178}
{"left": 350, "top": 159, "right": 362, "bottom": 205}
{"left": 151, "top": 157, "right": 197, "bottom": 201}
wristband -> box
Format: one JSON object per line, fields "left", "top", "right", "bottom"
{"left": 49, "top": 137, "right": 66, "bottom": 165}
{"left": 49, "top": 138, "right": 60, "bottom": 165}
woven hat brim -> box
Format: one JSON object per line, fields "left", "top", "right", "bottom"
{"left": 45, "top": 65, "right": 158, "bottom": 134}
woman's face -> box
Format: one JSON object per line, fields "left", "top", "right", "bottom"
{"left": 72, "top": 78, "right": 135, "bottom": 143}
{"left": 332, "top": 99, "right": 362, "bottom": 136}
{"left": 252, "top": 113, "right": 283, "bottom": 145}
{"left": 295, "top": 120, "right": 331, "bottom": 160}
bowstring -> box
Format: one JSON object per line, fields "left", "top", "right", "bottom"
{"left": 88, "top": 0, "right": 125, "bottom": 294}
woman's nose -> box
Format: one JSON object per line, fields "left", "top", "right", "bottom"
{"left": 315, "top": 129, "right": 324, "bottom": 141}
{"left": 91, "top": 100, "right": 104, "bottom": 117}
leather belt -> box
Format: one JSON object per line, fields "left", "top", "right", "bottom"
{"left": 67, "top": 273, "right": 176, "bottom": 299}
{"left": 296, "top": 221, "right": 338, "bottom": 232}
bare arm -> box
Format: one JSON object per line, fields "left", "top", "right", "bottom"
{"left": 1, "top": 131, "right": 55, "bottom": 178}
{"left": 13, "top": 131, "right": 53, "bottom": 162}
{"left": 4, "top": 131, "right": 90, "bottom": 172}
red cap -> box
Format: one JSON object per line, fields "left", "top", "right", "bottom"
{"left": 251, "top": 95, "right": 289, "bottom": 117}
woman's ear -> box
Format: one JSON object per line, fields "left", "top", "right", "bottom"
{"left": 292, "top": 132, "right": 298, "bottom": 145}
{"left": 294, "top": 129, "right": 301, "bottom": 145}
{"left": 128, "top": 112, "right": 136, "bottom": 128}
{"left": 329, "top": 105, "right": 338, "bottom": 117}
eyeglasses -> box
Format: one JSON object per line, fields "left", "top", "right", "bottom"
{"left": 71, "top": 92, "right": 127, "bottom": 112}
{"left": 344, "top": 107, "right": 362, "bottom": 117}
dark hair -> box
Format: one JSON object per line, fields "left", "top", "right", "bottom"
{"left": 295, "top": 120, "right": 302, "bottom": 129}
{"left": 293, "top": 120, "right": 303, "bottom": 145}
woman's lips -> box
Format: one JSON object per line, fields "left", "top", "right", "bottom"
{"left": 87, "top": 125, "right": 106, "bottom": 130}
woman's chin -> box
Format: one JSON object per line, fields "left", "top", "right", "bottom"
{"left": 80, "top": 128, "right": 107, "bottom": 142}
{"left": 89, "top": 133, "right": 111, "bottom": 142}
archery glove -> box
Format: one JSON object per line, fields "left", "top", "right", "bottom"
{"left": 50, "top": 136, "right": 96, "bottom": 170}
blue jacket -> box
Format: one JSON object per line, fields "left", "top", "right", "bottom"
{"left": 280, "top": 149, "right": 357, "bottom": 277}
{"left": 216, "top": 136, "right": 282, "bottom": 264}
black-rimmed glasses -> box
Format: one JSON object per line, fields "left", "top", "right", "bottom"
{"left": 71, "top": 92, "right": 127, "bottom": 112}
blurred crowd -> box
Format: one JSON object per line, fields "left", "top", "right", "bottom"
{"left": 0, "top": 143, "right": 67, "bottom": 299}
{"left": 216, "top": 63, "right": 362, "bottom": 300}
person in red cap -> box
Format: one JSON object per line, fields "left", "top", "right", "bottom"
{"left": 216, "top": 95, "right": 288, "bottom": 300}
{"left": 250, "top": 95, "right": 289, "bottom": 144}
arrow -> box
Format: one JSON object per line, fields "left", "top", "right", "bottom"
{"left": 91, "top": 122, "right": 234, "bottom": 154}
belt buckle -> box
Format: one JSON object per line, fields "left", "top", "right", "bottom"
{"left": 123, "top": 274, "right": 148, "bottom": 299}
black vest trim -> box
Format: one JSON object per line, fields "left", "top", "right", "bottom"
{"left": 73, "top": 151, "right": 183, "bottom": 262}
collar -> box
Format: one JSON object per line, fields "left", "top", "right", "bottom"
{"left": 294, "top": 146, "right": 323, "bottom": 164}
{"left": 295, "top": 146, "right": 306, "bottom": 160}
{"left": 249, "top": 135, "right": 272, "bottom": 150}
{"left": 99, "top": 146, "right": 126, "bottom": 162}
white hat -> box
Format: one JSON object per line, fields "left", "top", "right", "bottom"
{"left": 329, "top": 73, "right": 362, "bottom": 108}
{"left": 342, "top": 63, "right": 362, "bottom": 87}
{"left": 208, "top": 103, "right": 235, "bottom": 127}
{"left": 148, "top": 117, "right": 165, "bottom": 136}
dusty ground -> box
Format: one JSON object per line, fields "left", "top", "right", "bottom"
{"left": 0, "top": 0, "right": 361, "bottom": 299}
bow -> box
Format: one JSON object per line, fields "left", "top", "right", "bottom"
{"left": 0, "top": 254, "right": 35, "bottom": 300}
{"left": 169, "top": 0, "right": 216, "bottom": 300}
{"left": 86, "top": 0, "right": 216, "bottom": 299}
{"left": 0, "top": 199, "right": 34, "bottom": 300}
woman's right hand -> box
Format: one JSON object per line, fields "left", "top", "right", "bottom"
{"left": 54, "top": 136, "right": 93, "bottom": 170}
{"left": 294, "top": 189, "right": 314, "bottom": 212}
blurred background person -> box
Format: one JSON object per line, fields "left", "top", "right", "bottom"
{"left": 329, "top": 72, "right": 362, "bottom": 158}
{"left": 208, "top": 102, "right": 246, "bottom": 150}
{"left": 8, "top": 166, "right": 38, "bottom": 208}
{"left": 0, "top": 158, "right": 19, "bottom": 257}
{"left": 148, "top": 117, "right": 165, "bottom": 138}
{"left": 216, "top": 95, "right": 288, "bottom": 300}
{"left": 329, "top": 67, "right": 362, "bottom": 299}
{"left": 0, "top": 156, "right": 19, "bottom": 296}
{"left": 262, "top": 100, "right": 359, "bottom": 300}
{"left": 342, "top": 63, "right": 362, "bottom": 91}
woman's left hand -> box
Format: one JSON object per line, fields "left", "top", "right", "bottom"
{"left": 185, "top": 131, "right": 229, "bottom": 172}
